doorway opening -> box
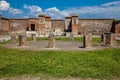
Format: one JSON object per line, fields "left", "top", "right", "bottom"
{"left": 31, "top": 24, "right": 35, "bottom": 31}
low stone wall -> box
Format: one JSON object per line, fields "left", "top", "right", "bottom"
{"left": 0, "top": 35, "right": 11, "bottom": 42}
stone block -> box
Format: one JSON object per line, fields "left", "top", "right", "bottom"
{"left": 103, "top": 33, "right": 116, "bottom": 46}
{"left": 48, "top": 32, "right": 55, "bottom": 48}
{"left": 18, "top": 34, "right": 26, "bottom": 46}
{"left": 31, "top": 34, "right": 36, "bottom": 41}
{"left": 10, "top": 35, "right": 16, "bottom": 44}
{"left": 83, "top": 34, "right": 92, "bottom": 48}
{"left": 70, "top": 33, "right": 74, "bottom": 41}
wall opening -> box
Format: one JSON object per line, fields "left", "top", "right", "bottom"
{"left": 26, "top": 27, "right": 29, "bottom": 31}
{"left": 31, "top": 24, "right": 35, "bottom": 31}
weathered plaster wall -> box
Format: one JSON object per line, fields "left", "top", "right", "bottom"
{"left": 78, "top": 19, "right": 114, "bottom": 35}
{"left": 9, "top": 19, "right": 28, "bottom": 33}
{"left": 51, "top": 20, "right": 65, "bottom": 32}
{"left": 0, "top": 18, "right": 9, "bottom": 31}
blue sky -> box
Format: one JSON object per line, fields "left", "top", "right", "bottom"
{"left": 0, "top": 0, "right": 120, "bottom": 19}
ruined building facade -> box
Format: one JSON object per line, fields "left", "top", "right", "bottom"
{"left": 0, "top": 14, "right": 120, "bottom": 36}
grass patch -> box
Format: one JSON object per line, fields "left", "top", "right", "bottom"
{"left": 27, "top": 37, "right": 83, "bottom": 42}
{"left": 0, "top": 40, "right": 11, "bottom": 44}
{"left": 27, "top": 37, "right": 48, "bottom": 41}
{"left": 116, "top": 40, "right": 120, "bottom": 44}
{"left": 0, "top": 47, "right": 120, "bottom": 79}
{"left": 92, "top": 38, "right": 101, "bottom": 42}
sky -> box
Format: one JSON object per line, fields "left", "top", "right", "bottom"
{"left": 0, "top": 0, "right": 120, "bottom": 19}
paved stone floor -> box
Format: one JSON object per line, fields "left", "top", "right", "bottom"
{"left": 1, "top": 41, "right": 120, "bottom": 51}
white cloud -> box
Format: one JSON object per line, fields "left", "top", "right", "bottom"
{"left": 24, "top": 4, "right": 42, "bottom": 17}
{"left": 102, "top": 1, "right": 120, "bottom": 6}
{"left": 0, "top": 0, "right": 10, "bottom": 11}
{"left": 23, "top": 5, "right": 69, "bottom": 19}
{"left": 46, "top": 7, "right": 59, "bottom": 12}
{"left": 9, "top": 8, "right": 23, "bottom": 15}
{"left": 66, "top": 1, "right": 120, "bottom": 19}
{"left": 0, "top": 0, "right": 23, "bottom": 15}
{"left": 44, "top": 7, "right": 69, "bottom": 19}
{"left": 23, "top": 1, "right": 120, "bottom": 19}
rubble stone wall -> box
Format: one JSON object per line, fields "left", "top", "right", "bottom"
{"left": 51, "top": 20, "right": 65, "bottom": 32}
{"left": 0, "top": 18, "right": 9, "bottom": 31}
{"left": 78, "top": 19, "right": 114, "bottom": 35}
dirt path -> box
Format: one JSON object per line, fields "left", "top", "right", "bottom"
{"left": 1, "top": 41, "right": 120, "bottom": 51}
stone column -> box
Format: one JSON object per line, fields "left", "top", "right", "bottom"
{"left": 31, "top": 34, "right": 36, "bottom": 41}
{"left": 104, "top": 33, "right": 116, "bottom": 46}
{"left": 18, "top": 34, "right": 26, "bottom": 46}
{"left": 48, "top": 32, "right": 55, "bottom": 48}
{"left": 83, "top": 34, "right": 92, "bottom": 48}
{"left": 10, "top": 35, "right": 16, "bottom": 44}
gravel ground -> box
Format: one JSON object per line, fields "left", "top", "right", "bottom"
{"left": 1, "top": 41, "right": 120, "bottom": 51}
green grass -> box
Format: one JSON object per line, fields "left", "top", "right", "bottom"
{"left": 27, "top": 37, "right": 48, "bottom": 41}
{"left": 117, "top": 40, "right": 120, "bottom": 44}
{"left": 0, "top": 47, "right": 120, "bottom": 79}
{"left": 0, "top": 40, "right": 11, "bottom": 44}
{"left": 55, "top": 37, "right": 83, "bottom": 42}
{"left": 27, "top": 37, "right": 101, "bottom": 42}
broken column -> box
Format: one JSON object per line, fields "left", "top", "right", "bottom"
{"left": 10, "top": 35, "right": 16, "bottom": 44}
{"left": 103, "top": 33, "right": 116, "bottom": 46}
{"left": 18, "top": 34, "right": 26, "bottom": 46}
{"left": 31, "top": 34, "right": 36, "bottom": 41}
{"left": 48, "top": 32, "right": 55, "bottom": 48}
{"left": 83, "top": 34, "right": 92, "bottom": 48}
{"left": 70, "top": 33, "right": 74, "bottom": 41}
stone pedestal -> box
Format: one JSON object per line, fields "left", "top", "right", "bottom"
{"left": 83, "top": 34, "right": 92, "bottom": 48}
{"left": 103, "top": 33, "right": 116, "bottom": 46}
{"left": 70, "top": 33, "right": 74, "bottom": 41}
{"left": 31, "top": 34, "right": 36, "bottom": 41}
{"left": 10, "top": 35, "right": 16, "bottom": 44}
{"left": 48, "top": 32, "right": 55, "bottom": 48}
{"left": 18, "top": 34, "right": 26, "bottom": 46}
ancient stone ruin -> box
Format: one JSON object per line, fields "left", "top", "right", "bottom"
{"left": 83, "top": 34, "right": 92, "bottom": 48}
{"left": 10, "top": 35, "right": 16, "bottom": 44}
{"left": 31, "top": 34, "right": 36, "bottom": 41}
{"left": 70, "top": 33, "right": 74, "bottom": 41}
{"left": 18, "top": 34, "right": 26, "bottom": 46}
{"left": 48, "top": 32, "right": 55, "bottom": 48}
{"left": 103, "top": 33, "right": 116, "bottom": 46}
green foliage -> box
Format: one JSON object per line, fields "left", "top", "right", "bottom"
{"left": 0, "top": 47, "right": 120, "bottom": 79}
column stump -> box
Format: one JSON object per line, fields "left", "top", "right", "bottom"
{"left": 83, "top": 34, "right": 92, "bottom": 48}
{"left": 48, "top": 32, "right": 55, "bottom": 48}
{"left": 18, "top": 34, "right": 26, "bottom": 46}
{"left": 31, "top": 34, "right": 36, "bottom": 41}
{"left": 70, "top": 33, "right": 74, "bottom": 41}
{"left": 10, "top": 35, "right": 16, "bottom": 44}
{"left": 103, "top": 33, "right": 116, "bottom": 46}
